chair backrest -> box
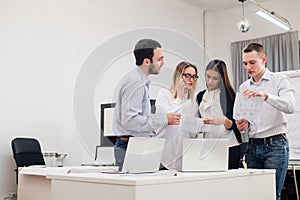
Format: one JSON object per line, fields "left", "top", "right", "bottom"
{"left": 11, "top": 137, "right": 45, "bottom": 167}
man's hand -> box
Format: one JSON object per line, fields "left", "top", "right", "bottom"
{"left": 236, "top": 118, "right": 249, "bottom": 131}
{"left": 242, "top": 88, "right": 268, "bottom": 100}
{"left": 167, "top": 113, "right": 181, "bottom": 125}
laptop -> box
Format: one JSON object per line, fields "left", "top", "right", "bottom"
{"left": 181, "top": 139, "right": 229, "bottom": 172}
{"left": 121, "top": 137, "right": 166, "bottom": 173}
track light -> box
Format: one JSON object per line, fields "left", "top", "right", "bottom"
{"left": 249, "top": 0, "right": 291, "bottom": 31}
{"left": 254, "top": 10, "right": 291, "bottom": 31}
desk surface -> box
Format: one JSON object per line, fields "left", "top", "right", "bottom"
{"left": 289, "top": 160, "right": 300, "bottom": 165}
{"left": 48, "top": 169, "right": 276, "bottom": 200}
{"left": 19, "top": 165, "right": 118, "bottom": 176}
{"left": 19, "top": 166, "right": 70, "bottom": 176}
{"left": 47, "top": 169, "right": 275, "bottom": 186}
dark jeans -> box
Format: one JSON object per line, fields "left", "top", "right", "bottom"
{"left": 246, "top": 136, "right": 289, "bottom": 200}
{"left": 114, "top": 138, "right": 128, "bottom": 171}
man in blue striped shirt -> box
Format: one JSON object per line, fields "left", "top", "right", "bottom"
{"left": 236, "top": 43, "right": 296, "bottom": 200}
{"left": 113, "top": 38, "right": 181, "bottom": 170}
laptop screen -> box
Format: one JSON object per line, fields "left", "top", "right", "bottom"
{"left": 182, "top": 139, "right": 229, "bottom": 172}
{"left": 122, "top": 137, "right": 166, "bottom": 173}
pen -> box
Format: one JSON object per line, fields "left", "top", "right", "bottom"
{"left": 174, "top": 108, "right": 181, "bottom": 113}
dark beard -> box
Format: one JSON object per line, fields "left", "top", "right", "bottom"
{"left": 148, "top": 63, "right": 160, "bottom": 75}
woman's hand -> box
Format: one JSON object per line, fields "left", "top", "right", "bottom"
{"left": 176, "top": 78, "right": 188, "bottom": 99}
{"left": 203, "top": 116, "right": 225, "bottom": 126}
{"left": 167, "top": 113, "right": 182, "bottom": 125}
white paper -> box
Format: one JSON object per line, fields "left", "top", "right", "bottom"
{"left": 104, "top": 108, "right": 115, "bottom": 136}
{"left": 180, "top": 116, "right": 210, "bottom": 133}
{"left": 233, "top": 92, "right": 264, "bottom": 121}
{"left": 68, "top": 166, "right": 119, "bottom": 173}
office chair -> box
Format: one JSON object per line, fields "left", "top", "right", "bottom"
{"left": 11, "top": 137, "right": 45, "bottom": 183}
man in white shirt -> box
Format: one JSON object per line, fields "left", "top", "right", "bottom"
{"left": 113, "top": 38, "right": 181, "bottom": 170}
{"left": 236, "top": 43, "right": 295, "bottom": 200}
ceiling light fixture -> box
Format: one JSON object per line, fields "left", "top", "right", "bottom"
{"left": 236, "top": 0, "right": 251, "bottom": 33}
{"left": 249, "top": 0, "right": 291, "bottom": 31}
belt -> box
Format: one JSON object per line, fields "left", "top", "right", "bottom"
{"left": 117, "top": 135, "right": 132, "bottom": 141}
{"left": 249, "top": 134, "right": 286, "bottom": 145}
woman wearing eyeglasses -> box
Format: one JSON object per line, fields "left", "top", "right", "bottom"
{"left": 155, "top": 61, "right": 199, "bottom": 170}
{"left": 196, "top": 59, "right": 242, "bottom": 169}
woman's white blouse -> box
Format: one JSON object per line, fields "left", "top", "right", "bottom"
{"left": 155, "top": 88, "right": 197, "bottom": 170}
{"left": 199, "top": 88, "right": 239, "bottom": 147}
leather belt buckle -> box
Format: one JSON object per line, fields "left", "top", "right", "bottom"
{"left": 119, "top": 136, "right": 129, "bottom": 141}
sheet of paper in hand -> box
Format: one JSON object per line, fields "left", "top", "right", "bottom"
{"left": 233, "top": 92, "right": 264, "bottom": 121}
{"left": 180, "top": 116, "right": 210, "bottom": 133}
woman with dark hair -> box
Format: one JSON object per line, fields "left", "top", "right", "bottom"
{"left": 196, "top": 59, "right": 242, "bottom": 169}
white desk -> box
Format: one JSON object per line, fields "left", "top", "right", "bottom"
{"left": 17, "top": 166, "right": 118, "bottom": 200}
{"left": 48, "top": 169, "right": 276, "bottom": 200}
{"left": 17, "top": 167, "right": 69, "bottom": 200}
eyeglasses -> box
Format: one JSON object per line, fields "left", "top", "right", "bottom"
{"left": 182, "top": 73, "right": 199, "bottom": 81}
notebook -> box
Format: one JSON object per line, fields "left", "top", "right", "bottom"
{"left": 181, "top": 139, "right": 229, "bottom": 172}
{"left": 121, "top": 137, "right": 166, "bottom": 173}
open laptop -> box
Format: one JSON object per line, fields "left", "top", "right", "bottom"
{"left": 121, "top": 137, "right": 166, "bottom": 173}
{"left": 181, "top": 139, "right": 229, "bottom": 172}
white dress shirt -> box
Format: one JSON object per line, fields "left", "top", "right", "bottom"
{"left": 239, "top": 69, "right": 295, "bottom": 138}
{"left": 112, "top": 68, "right": 168, "bottom": 137}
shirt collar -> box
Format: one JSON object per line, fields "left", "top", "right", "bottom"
{"left": 135, "top": 67, "right": 151, "bottom": 86}
{"left": 250, "top": 68, "right": 270, "bottom": 85}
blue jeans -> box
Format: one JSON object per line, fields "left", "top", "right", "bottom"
{"left": 246, "top": 136, "right": 289, "bottom": 200}
{"left": 114, "top": 138, "right": 128, "bottom": 171}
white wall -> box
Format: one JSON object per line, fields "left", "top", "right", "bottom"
{"left": 0, "top": 0, "right": 204, "bottom": 197}
{"left": 204, "top": 0, "right": 300, "bottom": 78}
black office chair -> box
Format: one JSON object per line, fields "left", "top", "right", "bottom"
{"left": 11, "top": 137, "right": 46, "bottom": 183}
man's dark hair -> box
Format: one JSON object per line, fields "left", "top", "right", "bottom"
{"left": 134, "top": 39, "right": 161, "bottom": 66}
{"left": 243, "top": 42, "right": 265, "bottom": 56}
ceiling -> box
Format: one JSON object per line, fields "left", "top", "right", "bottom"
{"left": 185, "top": 0, "right": 270, "bottom": 12}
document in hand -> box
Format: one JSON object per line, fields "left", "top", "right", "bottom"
{"left": 180, "top": 116, "right": 210, "bottom": 133}
{"left": 233, "top": 92, "right": 264, "bottom": 121}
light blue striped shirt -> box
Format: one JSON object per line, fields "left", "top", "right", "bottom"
{"left": 113, "top": 67, "right": 168, "bottom": 137}
{"left": 239, "top": 69, "right": 296, "bottom": 138}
